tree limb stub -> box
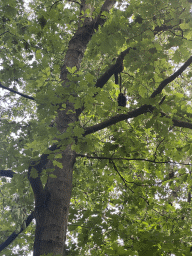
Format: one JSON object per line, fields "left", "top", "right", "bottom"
{"left": 0, "top": 83, "right": 35, "bottom": 100}
{"left": 0, "top": 170, "right": 14, "bottom": 178}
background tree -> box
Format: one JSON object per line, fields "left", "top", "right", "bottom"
{"left": 1, "top": 0, "right": 192, "bottom": 255}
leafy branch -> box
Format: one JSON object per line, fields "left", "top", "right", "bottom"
{"left": 150, "top": 55, "right": 192, "bottom": 98}
{"left": 0, "top": 211, "right": 35, "bottom": 253}
{"left": 110, "top": 160, "right": 150, "bottom": 204}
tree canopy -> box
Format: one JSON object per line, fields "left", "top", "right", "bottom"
{"left": 1, "top": 0, "right": 192, "bottom": 255}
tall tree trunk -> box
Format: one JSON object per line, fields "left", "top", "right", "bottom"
{"left": 30, "top": 1, "right": 116, "bottom": 255}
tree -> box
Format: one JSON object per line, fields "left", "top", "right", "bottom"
{"left": 1, "top": 0, "right": 192, "bottom": 255}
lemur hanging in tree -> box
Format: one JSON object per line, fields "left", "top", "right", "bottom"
{"left": 117, "top": 75, "right": 126, "bottom": 107}
{"left": 114, "top": 59, "right": 126, "bottom": 107}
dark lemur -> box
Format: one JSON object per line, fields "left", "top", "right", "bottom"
{"left": 115, "top": 65, "right": 126, "bottom": 107}
{"left": 117, "top": 93, "right": 126, "bottom": 107}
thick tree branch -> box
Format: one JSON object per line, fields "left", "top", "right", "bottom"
{"left": 151, "top": 55, "right": 192, "bottom": 98}
{"left": 84, "top": 102, "right": 192, "bottom": 135}
{"left": 0, "top": 83, "right": 35, "bottom": 100}
{"left": 84, "top": 104, "right": 153, "bottom": 135}
{"left": 160, "top": 111, "right": 192, "bottom": 129}
{"left": 95, "top": 47, "right": 136, "bottom": 89}
{"left": 172, "top": 117, "right": 192, "bottom": 129}
{"left": 0, "top": 211, "right": 35, "bottom": 253}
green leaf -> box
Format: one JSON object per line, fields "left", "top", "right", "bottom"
{"left": 53, "top": 160, "right": 63, "bottom": 168}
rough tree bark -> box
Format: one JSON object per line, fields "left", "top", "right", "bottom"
{"left": 29, "top": 1, "right": 116, "bottom": 255}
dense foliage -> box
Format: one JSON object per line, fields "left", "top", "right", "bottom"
{"left": 1, "top": 0, "right": 192, "bottom": 255}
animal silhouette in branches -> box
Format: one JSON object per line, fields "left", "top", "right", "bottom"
{"left": 114, "top": 59, "right": 126, "bottom": 107}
